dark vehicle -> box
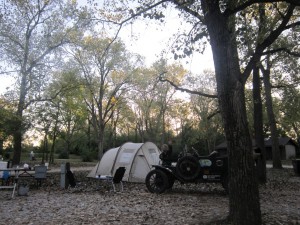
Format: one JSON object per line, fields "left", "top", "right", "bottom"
{"left": 145, "top": 147, "right": 228, "bottom": 193}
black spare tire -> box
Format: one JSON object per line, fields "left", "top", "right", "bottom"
{"left": 176, "top": 155, "right": 201, "bottom": 181}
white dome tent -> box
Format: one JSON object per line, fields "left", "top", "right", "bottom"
{"left": 87, "top": 142, "right": 161, "bottom": 183}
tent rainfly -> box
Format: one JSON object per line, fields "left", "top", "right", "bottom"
{"left": 87, "top": 142, "right": 161, "bottom": 183}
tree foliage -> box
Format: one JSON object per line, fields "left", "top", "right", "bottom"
{"left": 0, "top": 0, "right": 88, "bottom": 164}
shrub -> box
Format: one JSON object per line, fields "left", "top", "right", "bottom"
{"left": 58, "top": 151, "right": 69, "bottom": 159}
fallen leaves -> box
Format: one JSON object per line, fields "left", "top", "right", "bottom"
{"left": 0, "top": 168, "right": 299, "bottom": 225}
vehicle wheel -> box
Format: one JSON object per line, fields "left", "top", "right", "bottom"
{"left": 176, "top": 155, "right": 201, "bottom": 181}
{"left": 145, "top": 169, "right": 169, "bottom": 194}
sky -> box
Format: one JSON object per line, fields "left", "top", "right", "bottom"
{"left": 117, "top": 7, "right": 214, "bottom": 73}
{"left": 0, "top": 76, "right": 13, "bottom": 93}
{"left": 0, "top": 1, "right": 215, "bottom": 94}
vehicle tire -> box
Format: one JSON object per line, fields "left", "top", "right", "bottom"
{"left": 176, "top": 155, "right": 201, "bottom": 181}
{"left": 145, "top": 169, "right": 169, "bottom": 194}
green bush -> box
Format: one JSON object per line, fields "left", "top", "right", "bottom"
{"left": 58, "top": 151, "right": 69, "bottom": 159}
{"left": 81, "top": 148, "right": 97, "bottom": 162}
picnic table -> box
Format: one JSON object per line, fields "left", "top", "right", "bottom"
{"left": 0, "top": 165, "right": 48, "bottom": 198}
{"left": 0, "top": 167, "right": 30, "bottom": 198}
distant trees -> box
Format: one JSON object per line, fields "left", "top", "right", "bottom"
{"left": 0, "top": 97, "right": 17, "bottom": 155}
{"left": 0, "top": 0, "right": 88, "bottom": 164}
{"left": 44, "top": 67, "right": 88, "bottom": 160}
{"left": 66, "top": 36, "right": 139, "bottom": 159}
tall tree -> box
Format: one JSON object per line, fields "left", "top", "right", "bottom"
{"left": 0, "top": 0, "right": 86, "bottom": 164}
{"left": 252, "top": 66, "right": 267, "bottom": 183}
{"left": 281, "top": 86, "right": 300, "bottom": 140}
{"left": 129, "top": 62, "right": 186, "bottom": 145}
{"left": 187, "top": 70, "right": 223, "bottom": 153}
{"left": 43, "top": 65, "right": 89, "bottom": 161}
{"left": 69, "top": 36, "right": 137, "bottom": 159}
{"left": 261, "top": 57, "right": 282, "bottom": 168}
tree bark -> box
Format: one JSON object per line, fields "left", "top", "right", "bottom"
{"left": 201, "top": 1, "right": 261, "bottom": 224}
{"left": 12, "top": 126, "right": 22, "bottom": 165}
{"left": 253, "top": 66, "right": 267, "bottom": 183}
{"left": 261, "top": 65, "right": 282, "bottom": 169}
{"left": 97, "top": 131, "right": 104, "bottom": 160}
{"left": 12, "top": 72, "right": 27, "bottom": 165}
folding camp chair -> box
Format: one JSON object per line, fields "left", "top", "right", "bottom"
{"left": 97, "top": 167, "right": 126, "bottom": 192}
{"left": 34, "top": 165, "right": 47, "bottom": 188}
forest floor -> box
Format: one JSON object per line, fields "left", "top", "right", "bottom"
{"left": 0, "top": 166, "right": 299, "bottom": 225}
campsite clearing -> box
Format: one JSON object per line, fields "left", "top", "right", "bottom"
{"left": 0, "top": 167, "right": 299, "bottom": 225}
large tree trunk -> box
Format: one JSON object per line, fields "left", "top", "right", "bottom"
{"left": 12, "top": 73, "right": 27, "bottom": 165}
{"left": 12, "top": 126, "right": 22, "bottom": 165}
{"left": 253, "top": 66, "right": 267, "bottom": 183}
{"left": 261, "top": 65, "right": 282, "bottom": 169}
{"left": 202, "top": 1, "right": 261, "bottom": 224}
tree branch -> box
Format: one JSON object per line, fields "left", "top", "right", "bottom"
{"left": 158, "top": 72, "right": 217, "bottom": 98}
{"left": 171, "top": 0, "right": 204, "bottom": 22}
{"left": 207, "top": 109, "right": 220, "bottom": 120}
{"left": 242, "top": 4, "right": 296, "bottom": 82}
{"left": 225, "top": 0, "right": 300, "bottom": 16}
{"left": 263, "top": 47, "right": 300, "bottom": 57}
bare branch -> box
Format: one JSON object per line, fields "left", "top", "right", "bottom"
{"left": 158, "top": 72, "right": 217, "bottom": 98}
{"left": 207, "top": 109, "right": 220, "bottom": 120}
{"left": 0, "top": 70, "right": 19, "bottom": 75}
{"left": 96, "top": 0, "right": 169, "bottom": 63}
{"left": 171, "top": 0, "right": 204, "bottom": 22}
{"left": 263, "top": 47, "right": 300, "bottom": 57}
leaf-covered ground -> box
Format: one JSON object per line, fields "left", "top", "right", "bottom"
{"left": 0, "top": 168, "right": 299, "bottom": 225}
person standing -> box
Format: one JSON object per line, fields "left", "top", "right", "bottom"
{"left": 160, "top": 142, "right": 172, "bottom": 166}
{"left": 30, "top": 151, "right": 35, "bottom": 161}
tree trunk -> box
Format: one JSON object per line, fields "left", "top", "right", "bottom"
{"left": 97, "top": 133, "right": 104, "bottom": 160}
{"left": 253, "top": 66, "right": 267, "bottom": 183}
{"left": 49, "top": 133, "right": 57, "bottom": 164}
{"left": 97, "top": 123, "right": 105, "bottom": 160}
{"left": 12, "top": 72, "right": 27, "bottom": 165}
{"left": 49, "top": 110, "right": 60, "bottom": 164}
{"left": 261, "top": 66, "right": 282, "bottom": 169}
{"left": 12, "top": 126, "right": 22, "bottom": 165}
{"left": 202, "top": 1, "right": 261, "bottom": 224}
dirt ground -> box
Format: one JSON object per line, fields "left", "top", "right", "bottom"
{"left": 0, "top": 168, "right": 299, "bottom": 225}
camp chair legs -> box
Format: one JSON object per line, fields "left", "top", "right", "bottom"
{"left": 36, "top": 179, "right": 44, "bottom": 188}
{"left": 110, "top": 179, "right": 124, "bottom": 192}
{"left": 0, "top": 182, "right": 17, "bottom": 198}
{"left": 12, "top": 182, "right": 16, "bottom": 198}
{"left": 96, "top": 167, "right": 126, "bottom": 192}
